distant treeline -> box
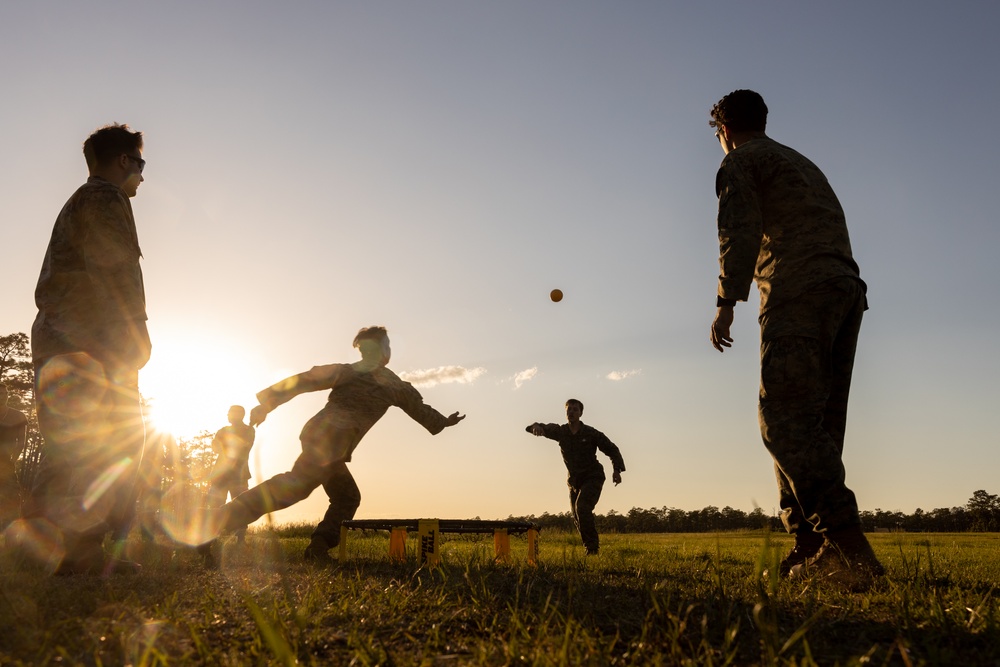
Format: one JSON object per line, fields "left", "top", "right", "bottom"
{"left": 502, "top": 490, "right": 1000, "bottom": 534}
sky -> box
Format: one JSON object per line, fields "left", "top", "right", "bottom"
{"left": 2, "top": 2, "right": 998, "bottom": 527}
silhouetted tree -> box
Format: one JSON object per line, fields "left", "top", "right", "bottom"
{"left": 720, "top": 506, "right": 747, "bottom": 530}
{"left": 747, "top": 507, "right": 771, "bottom": 529}
{"left": 967, "top": 490, "right": 1000, "bottom": 531}
{"left": 627, "top": 506, "right": 661, "bottom": 532}
{"left": 0, "top": 332, "right": 42, "bottom": 492}
{"left": 599, "top": 509, "right": 628, "bottom": 534}
{"left": 147, "top": 429, "right": 216, "bottom": 535}
{"left": 166, "top": 430, "right": 215, "bottom": 492}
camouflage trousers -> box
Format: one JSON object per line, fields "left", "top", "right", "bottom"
{"left": 206, "top": 471, "right": 250, "bottom": 540}
{"left": 758, "top": 276, "right": 866, "bottom": 535}
{"left": 0, "top": 461, "right": 20, "bottom": 530}
{"left": 226, "top": 455, "right": 361, "bottom": 549}
{"left": 27, "top": 353, "right": 145, "bottom": 566}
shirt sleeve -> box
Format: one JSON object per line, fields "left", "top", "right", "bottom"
{"left": 716, "top": 157, "right": 762, "bottom": 302}
{"left": 593, "top": 429, "right": 626, "bottom": 473}
{"left": 83, "top": 192, "right": 145, "bottom": 315}
{"left": 44, "top": 185, "right": 150, "bottom": 368}
{"left": 211, "top": 428, "right": 225, "bottom": 455}
{"left": 392, "top": 380, "right": 452, "bottom": 435}
{"left": 524, "top": 423, "right": 562, "bottom": 440}
{"left": 256, "top": 363, "right": 353, "bottom": 411}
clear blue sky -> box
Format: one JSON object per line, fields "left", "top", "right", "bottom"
{"left": 2, "top": 2, "right": 997, "bottom": 525}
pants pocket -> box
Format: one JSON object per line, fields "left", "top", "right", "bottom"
{"left": 760, "top": 336, "right": 824, "bottom": 401}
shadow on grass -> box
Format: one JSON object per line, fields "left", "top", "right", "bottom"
{"left": 2, "top": 533, "right": 999, "bottom": 666}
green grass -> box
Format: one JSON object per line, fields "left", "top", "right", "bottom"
{"left": 1, "top": 529, "right": 999, "bottom": 665}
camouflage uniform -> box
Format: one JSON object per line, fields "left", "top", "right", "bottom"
{"left": 29, "top": 176, "right": 149, "bottom": 569}
{"left": 224, "top": 363, "right": 453, "bottom": 549}
{"left": 205, "top": 422, "right": 256, "bottom": 539}
{"left": 716, "top": 136, "right": 866, "bottom": 535}
{"left": 0, "top": 409, "right": 28, "bottom": 529}
{"left": 526, "top": 422, "right": 625, "bottom": 553}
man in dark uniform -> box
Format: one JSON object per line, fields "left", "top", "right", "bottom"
{"left": 205, "top": 405, "right": 255, "bottom": 544}
{"left": 205, "top": 326, "right": 465, "bottom": 565}
{"left": 708, "top": 90, "right": 883, "bottom": 588}
{"left": 526, "top": 399, "right": 625, "bottom": 555}
{"left": 28, "top": 124, "right": 150, "bottom": 575}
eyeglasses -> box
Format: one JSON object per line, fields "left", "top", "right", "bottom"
{"left": 126, "top": 155, "right": 146, "bottom": 173}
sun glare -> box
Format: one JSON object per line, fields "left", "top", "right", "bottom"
{"left": 140, "top": 333, "right": 263, "bottom": 440}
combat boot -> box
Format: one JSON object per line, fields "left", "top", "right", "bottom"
{"left": 776, "top": 530, "right": 824, "bottom": 577}
{"left": 198, "top": 540, "right": 220, "bottom": 570}
{"left": 54, "top": 535, "right": 142, "bottom": 576}
{"left": 303, "top": 539, "right": 335, "bottom": 566}
{"left": 791, "top": 525, "right": 885, "bottom": 591}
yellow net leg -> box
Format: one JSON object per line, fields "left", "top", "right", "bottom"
{"left": 389, "top": 527, "right": 407, "bottom": 562}
{"left": 527, "top": 528, "right": 538, "bottom": 566}
{"left": 417, "top": 519, "right": 440, "bottom": 566}
{"left": 493, "top": 528, "right": 511, "bottom": 563}
{"left": 338, "top": 524, "right": 348, "bottom": 561}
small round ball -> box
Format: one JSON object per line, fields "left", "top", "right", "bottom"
{"left": 550, "top": 289, "right": 563, "bottom": 302}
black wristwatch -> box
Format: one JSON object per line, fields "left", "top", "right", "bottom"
{"left": 716, "top": 296, "right": 737, "bottom": 308}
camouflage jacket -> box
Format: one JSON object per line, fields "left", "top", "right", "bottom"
{"left": 31, "top": 177, "right": 149, "bottom": 369}
{"left": 0, "top": 409, "right": 28, "bottom": 461}
{"left": 526, "top": 422, "right": 625, "bottom": 486}
{"left": 257, "top": 363, "right": 452, "bottom": 463}
{"left": 212, "top": 423, "right": 256, "bottom": 481}
{"left": 715, "top": 136, "right": 862, "bottom": 315}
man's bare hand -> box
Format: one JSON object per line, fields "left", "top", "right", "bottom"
{"left": 249, "top": 404, "right": 269, "bottom": 427}
{"left": 613, "top": 471, "right": 622, "bottom": 486}
{"left": 530, "top": 423, "right": 544, "bottom": 436}
{"left": 711, "top": 305, "right": 735, "bottom": 352}
{"left": 445, "top": 412, "right": 466, "bottom": 427}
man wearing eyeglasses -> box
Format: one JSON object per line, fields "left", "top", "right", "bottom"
{"left": 26, "top": 124, "right": 150, "bottom": 575}
{"left": 708, "top": 90, "right": 883, "bottom": 590}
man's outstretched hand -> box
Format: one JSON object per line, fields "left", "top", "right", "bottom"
{"left": 249, "top": 404, "right": 269, "bottom": 427}
{"left": 445, "top": 412, "right": 466, "bottom": 427}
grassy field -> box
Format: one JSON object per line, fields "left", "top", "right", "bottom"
{"left": 1, "top": 528, "right": 998, "bottom": 666}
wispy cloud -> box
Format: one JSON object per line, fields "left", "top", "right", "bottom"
{"left": 400, "top": 366, "right": 486, "bottom": 388}
{"left": 512, "top": 367, "right": 538, "bottom": 389}
{"left": 606, "top": 369, "right": 642, "bottom": 382}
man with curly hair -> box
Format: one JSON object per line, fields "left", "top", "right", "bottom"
{"left": 708, "top": 90, "right": 883, "bottom": 589}
{"left": 203, "top": 326, "right": 465, "bottom": 566}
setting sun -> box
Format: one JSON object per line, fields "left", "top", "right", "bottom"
{"left": 139, "top": 331, "right": 265, "bottom": 440}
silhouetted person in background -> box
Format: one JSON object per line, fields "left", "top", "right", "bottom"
{"left": 26, "top": 123, "right": 150, "bottom": 575}
{"left": 0, "top": 383, "right": 28, "bottom": 532}
{"left": 708, "top": 90, "right": 883, "bottom": 589}
{"left": 526, "top": 399, "right": 625, "bottom": 555}
{"left": 205, "top": 405, "right": 255, "bottom": 544}
{"left": 204, "top": 326, "right": 465, "bottom": 566}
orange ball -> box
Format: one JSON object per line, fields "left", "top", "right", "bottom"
{"left": 550, "top": 289, "right": 563, "bottom": 302}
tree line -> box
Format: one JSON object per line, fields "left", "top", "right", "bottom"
{"left": 504, "top": 489, "right": 1000, "bottom": 534}
{"left": 5, "top": 331, "right": 1000, "bottom": 534}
